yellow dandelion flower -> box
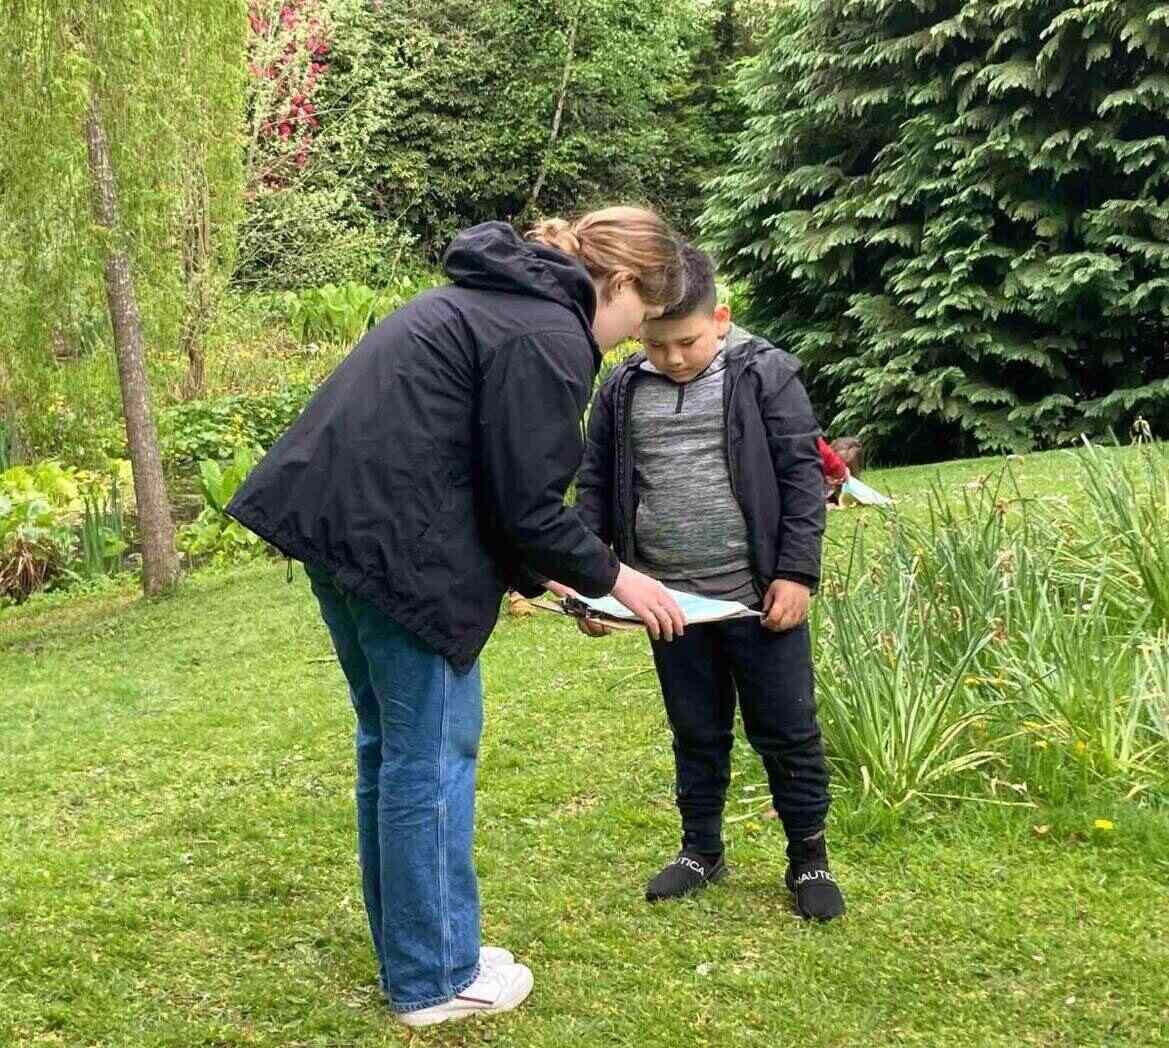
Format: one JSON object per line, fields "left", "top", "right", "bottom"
{"left": 1074, "top": 740, "right": 1088, "bottom": 754}
{"left": 1093, "top": 819, "right": 1114, "bottom": 831}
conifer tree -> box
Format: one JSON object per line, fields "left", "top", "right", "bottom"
{"left": 704, "top": 0, "right": 1169, "bottom": 458}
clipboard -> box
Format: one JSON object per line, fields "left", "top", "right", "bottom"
{"left": 530, "top": 588, "right": 761, "bottom": 630}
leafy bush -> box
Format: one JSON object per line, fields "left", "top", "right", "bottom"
{"left": 158, "top": 385, "right": 313, "bottom": 468}
{"left": 0, "top": 488, "right": 77, "bottom": 604}
{"left": 1, "top": 462, "right": 77, "bottom": 506}
{"left": 281, "top": 271, "right": 443, "bottom": 345}
{"left": 704, "top": 0, "right": 1169, "bottom": 462}
{"left": 284, "top": 281, "right": 378, "bottom": 345}
{"left": 0, "top": 461, "right": 132, "bottom": 601}
{"left": 177, "top": 449, "right": 265, "bottom": 562}
{"left": 237, "top": 0, "right": 723, "bottom": 283}
{"left": 235, "top": 185, "right": 414, "bottom": 291}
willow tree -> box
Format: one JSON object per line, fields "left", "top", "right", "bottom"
{"left": 2, "top": 1, "right": 245, "bottom": 594}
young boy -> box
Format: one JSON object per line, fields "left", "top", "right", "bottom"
{"left": 575, "top": 244, "right": 845, "bottom": 920}
{"left": 820, "top": 435, "right": 865, "bottom": 508}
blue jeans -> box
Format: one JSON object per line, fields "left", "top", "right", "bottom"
{"left": 307, "top": 567, "right": 483, "bottom": 1013}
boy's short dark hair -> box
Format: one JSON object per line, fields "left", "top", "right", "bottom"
{"left": 660, "top": 242, "right": 718, "bottom": 319}
{"left": 831, "top": 436, "right": 865, "bottom": 473}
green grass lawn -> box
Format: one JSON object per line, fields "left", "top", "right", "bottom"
{"left": 3, "top": 450, "right": 1169, "bottom": 1046}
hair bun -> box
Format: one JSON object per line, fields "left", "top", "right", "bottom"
{"left": 525, "top": 217, "right": 582, "bottom": 257}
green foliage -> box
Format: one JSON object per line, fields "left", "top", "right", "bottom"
{"left": 236, "top": 0, "right": 724, "bottom": 284}
{"left": 1078, "top": 439, "right": 1169, "bottom": 627}
{"left": 283, "top": 282, "right": 378, "bottom": 345}
{"left": 0, "top": 423, "right": 10, "bottom": 472}
{"left": 0, "top": 465, "right": 80, "bottom": 604}
{"left": 177, "top": 449, "right": 265, "bottom": 560}
{"left": 815, "top": 444, "right": 1169, "bottom": 808}
{"left": 0, "top": 462, "right": 133, "bottom": 600}
{"left": 0, "top": 0, "right": 247, "bottom": 469}
{"left": 704, "top": 0, "right": 1169, "bottom": 462}
{"left": 79, "top": 475, "right": 127, "bottom": 580}
{"left": 235, "top": 185, "right": 413, "bottom": 291}
{"left": 157, "top": 386, "right": 313, "bottom": 468}
{"left": 0, "top": 461, "right": 80, "bottom": 508}
{"left": 281, "top": 271, "right": 444, "bottom": 345}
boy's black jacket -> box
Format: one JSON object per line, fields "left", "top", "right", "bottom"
{"left": 226, "top": 221, "right": 619, "bottom": 672}
{"left": 576, "top": 333, "right": 825, "bottom": 593}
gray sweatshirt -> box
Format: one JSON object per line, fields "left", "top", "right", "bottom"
{"left": 629, "top": 327, "right": 758, "bottom": 604}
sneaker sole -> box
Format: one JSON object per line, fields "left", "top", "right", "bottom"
{"left": 397, "top": 968, "right": 534, "bottom": 1028}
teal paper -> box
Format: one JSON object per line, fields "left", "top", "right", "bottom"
{"left": 842, "top": 475, "right": 893, "bottom": 506}
{"left": 575, "top": 587, "right": 757, "bottom": 624}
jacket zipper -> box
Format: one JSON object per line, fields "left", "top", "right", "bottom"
{"left": 724, "top": 354, "right": 765, "bottom": 595}
{"left": 613, "top": 365, "right": 638, "bottom": 563}
{"left": 724, "top": 360, "right": 745, "bottom": 502}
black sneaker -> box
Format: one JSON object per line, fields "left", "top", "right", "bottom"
{"left": 645, "top": 849, "right": 727, "bottom": 902}
{"left": 784, "top": 835, "right": 845, "bottom": 921}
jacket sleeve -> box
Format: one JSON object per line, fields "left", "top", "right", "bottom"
{"left": 575, "top": 376, "right": 617, "bottom": 545}
{"left": 817, "top": 436, "right": 848, "bottom": 483}
{"left": 760, "top": 370, "right": 826, "bottom": 591}
{"left": 479, "top": 332, "right": 620, "bottom": 597}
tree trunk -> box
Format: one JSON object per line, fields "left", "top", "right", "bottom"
{"left": 179, "top": 169, "right": 212, "bottom": 400}
{"left": 717, "top": 0, "right": 736, "bottom": 57}
{"left": 525, "top": 6, "right": 580, "bottom": 216}
{"left": 85, "top": 93, "right": 179, "bottom": 596}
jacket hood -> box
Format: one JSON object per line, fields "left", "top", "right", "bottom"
{"left": 443, "top": 222, "right": 599, "bottom": 359}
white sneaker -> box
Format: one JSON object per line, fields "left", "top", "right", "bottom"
{"left": 397, "top": 961, "right": 534, "bottom": 1028}
{"left": 480, "top": 945, "right": 515, "bottom": 967}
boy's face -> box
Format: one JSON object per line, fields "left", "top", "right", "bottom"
{"left": 640, "top": 304, "right": 732, "bottom": 384}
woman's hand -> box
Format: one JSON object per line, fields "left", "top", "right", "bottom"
{"left": 762, "top": 579, "right": 811, "bottom": 632}
{"left": 611, "top": 564, "right": 685, "bottom": 641}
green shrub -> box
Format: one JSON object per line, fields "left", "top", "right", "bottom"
{"left": 0, "top": 461, "right": 133, "bottom": 601}
{"left": 280, "top": 272, "right": 445, "bottom": 347}
{"left": 235, "top": 185, "right": 414, "bottom": 292}
{"left": 0, "top": 461, "right": 80, "bottom": 507}
{"left": 177, "top": 449, "right": 265, "bottom": 562}
{"left": 0, "top": 489, "right": 77, "bottom": 604}
{"left": 283, "top": 282, "right": 378, "bottom": 346}
{"left": 157, "top": 385, "right": 313, "bottom": 469}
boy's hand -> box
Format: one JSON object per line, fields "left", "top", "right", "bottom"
{"left": 762, "top": 579, "right": 810, "bottom": 632}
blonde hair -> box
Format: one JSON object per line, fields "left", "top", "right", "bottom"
{"left": 526, "top": 206, "right": 684, "bottom": 308}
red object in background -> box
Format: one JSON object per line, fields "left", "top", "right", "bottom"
{"left": 247, "top": 0, "right": 331, "bottom": 188}
{"left": 817, "top": 437, "right": 848, "bottom": 483}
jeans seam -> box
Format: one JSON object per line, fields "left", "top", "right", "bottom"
{"left": 437, "top": 657, "right": 453, "bottom": 998}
